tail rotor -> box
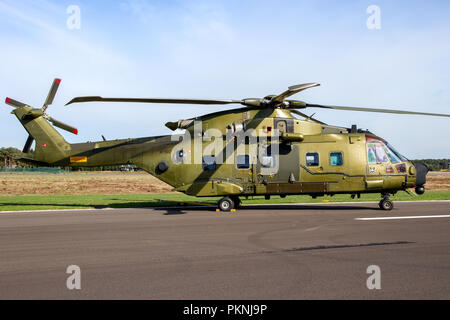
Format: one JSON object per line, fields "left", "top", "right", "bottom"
{"left": 5, "top": 78, "right": 78, "bottom": 153}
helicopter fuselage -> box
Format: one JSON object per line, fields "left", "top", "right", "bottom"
{"left": 58, "top": 107, "right": 421, "bottom": 199}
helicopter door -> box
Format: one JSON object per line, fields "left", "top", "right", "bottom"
{"left": 366, "top": 142, "right": 388, "bottom": 189}
{"left": 256, "top": 143, "right": 300, "bottom": 193}
{"left": 233, "top": 153, "right": 254, "bottom": 192}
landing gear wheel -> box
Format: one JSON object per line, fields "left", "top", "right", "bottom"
{"left": 379, "top": 198, "right": 394, "bottom": 211}
{"left": 218, "top": 197, "right": 234, "bottom": 212}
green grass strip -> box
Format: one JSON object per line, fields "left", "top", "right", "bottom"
{"left": 0, "top": 190, "right": 449, "bottom": 212}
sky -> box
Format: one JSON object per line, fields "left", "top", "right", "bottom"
{"left": 0, "top": 0, "right": 449, "bottom": 159}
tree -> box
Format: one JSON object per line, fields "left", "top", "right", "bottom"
{"left": 412, "top": 159, "right": 450, "bottom": 171}
{"left": 0, "top": 147, "right": 26, "bottom": 168}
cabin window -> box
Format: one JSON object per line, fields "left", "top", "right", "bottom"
{"left": 261, "top": 156, "right": 274, "bottom": 168}
{"left": 306, "top": 153, "right": 319, "bottom": 167}
{"left": 330, "top": 152, "right": 343, "bottom": 166}
{"left": 202, "top": 155, "right": 216, "bottom": 171}
{"left": 237, "top": 155, "right": 250, "bottom": 169}
{"left": 276, "top": 120, "right": 287, "bottom": 133}
{"left": 174, "top": 149, "right": 184, "bottom": 164}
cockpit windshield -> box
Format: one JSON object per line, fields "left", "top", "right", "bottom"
{"left": 366, "top": 136, "right": 408, "bottom": 164}
{"left": 386, "top": 143, "right": 408, "bottom": 162}
{"left": 382, "top": 144, "right": 400, "bottom": 163}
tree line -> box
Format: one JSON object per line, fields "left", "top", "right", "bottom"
{"left": 0, "top": 147, "right": 133, "bottom": 171}
{"left": 0, "top": 147, "right": 28, "bottom": 168}
{"left": 412, "top": 159, "right": 449, "bottom": 171}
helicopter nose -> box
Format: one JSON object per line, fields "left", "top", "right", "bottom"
{"left": 413, "top": 162, "right": 429, "bottom": 194}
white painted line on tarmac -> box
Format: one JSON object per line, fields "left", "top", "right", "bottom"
{"left": 356, "top": 215, "right": 450, "bottom": 221}
{"left": 291, "top": 200, "right": 450, "bottom": 205}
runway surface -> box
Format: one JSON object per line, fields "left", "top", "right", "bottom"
{"left": 0, "top": 201, "right": 449, "bottom": 299}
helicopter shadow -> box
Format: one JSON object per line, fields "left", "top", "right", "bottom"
{"left": 0, "top": 201, "right": 380, "bottom": 214}
{"left": 238, "top": 204, "right": 380, "bottom": 211}
{"left": 152, "top": 203, "right": 381, "bottom": 214}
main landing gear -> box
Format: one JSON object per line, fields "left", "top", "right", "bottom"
{"left": 217, "top": 196, "right": 241, "bottom": 212}
{"left": 379, "top": 194, "right": 394, "bottom": 211}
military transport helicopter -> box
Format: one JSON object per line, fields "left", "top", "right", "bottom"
{"left": 5, "top": 79, "right": 450, "bottom": 211}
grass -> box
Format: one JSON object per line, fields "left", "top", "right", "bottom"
{"left": 0, "top": 190, "right": 449, "bottom": 212}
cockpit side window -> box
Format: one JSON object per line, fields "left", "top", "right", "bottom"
{"left": 367, "top": 143, "right": 388, "bottom": 164}
{"left": 367, "top": 144, "right": 377, "bottom": 163}
{"left": 375, "top": 144, "right": 388, "bottom": 163}
{"left": 202, "top": 155, "right": 216, "bottom": 171}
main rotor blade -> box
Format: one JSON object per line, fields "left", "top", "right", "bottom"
{"left": 43, "top": 78, "right": 61, "bottom": 111}
{"left": 290, "top": 109, "right": 327, "bottom": 125}
{"left": 271, "top": 83, "right": 320, "bottom": 104}
{"left": 304, "top": 104, "right": 450, "bottom": 117}
{"left": 66, "top": 96, "right": 242, "bottom": 106}
{"left": 23, "top": 135, "right": 34, "bottom": 153}
{"left": 47, "top": 117, "right": 78, "bottom": 135}
{"left": 5, "top": 97, "right": 27, "bottom": 108}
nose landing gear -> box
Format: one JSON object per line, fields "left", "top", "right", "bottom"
{"left": 379, "top": 194, "right": 394, "bottom": 211}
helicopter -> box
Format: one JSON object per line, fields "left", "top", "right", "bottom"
{"left": 5, "top": 79, "right": 450, "bottom": 211}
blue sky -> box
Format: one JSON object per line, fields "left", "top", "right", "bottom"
{"left": 1, "top": 0, "right": 449, "bottom": 158}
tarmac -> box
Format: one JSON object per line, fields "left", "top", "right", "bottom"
{"left": 0, "top": 201, "right": 449, "bottom": 299}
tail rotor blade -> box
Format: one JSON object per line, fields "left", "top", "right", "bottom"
{"left": 22, "top": 135, "right": 34, "bottom": 153}
{"left": 43, "top": 78, "right": 61, "bottom": 111}
{"left": 5, "top": 97, "right": 27, "bottom": 108}
{"left": 48, "top": 117, "right": 78, "bottom": 135}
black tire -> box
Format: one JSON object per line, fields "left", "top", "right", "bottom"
{"left": 218, "top": 197, "right": 234, "bottom": 212}
{"left": 379, "top": 198, "right": 394, "bottom": 211}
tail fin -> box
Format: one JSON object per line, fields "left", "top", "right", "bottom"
{"left": 12, "top": 105, "right": 70, "bottom": 164}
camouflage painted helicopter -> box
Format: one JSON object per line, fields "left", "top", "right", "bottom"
{"left": 5, "top": 79, "right": 450, "bottom": 211}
